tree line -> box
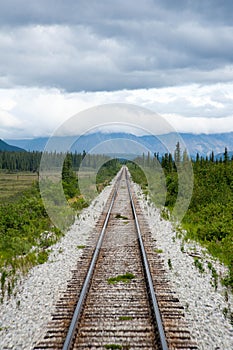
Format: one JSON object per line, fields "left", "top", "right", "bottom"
{"left": 135, "top": 143, "right": 232, "bottom": 169}
{"left": 0, "top": 150, "right": 111, "bottom": 172}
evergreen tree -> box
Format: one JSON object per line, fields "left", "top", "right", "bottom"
{"left": 183, "top": 148, "right": 189, "bottom": 163}
{"left": 62, "top": 153, "right": 78, "bottom": 198}
{"left": 210, "top": 151, "right": 215, "bottom": 162}
{"left": 224, "top": 147, "right": 229, "bottom": 164}
{"left": 174, "top": 142, "right": 181, "bottom": 165}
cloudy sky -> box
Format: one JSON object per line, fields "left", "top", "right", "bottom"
{"left": 1, "top": 0, "right": 233, "bottom": 138}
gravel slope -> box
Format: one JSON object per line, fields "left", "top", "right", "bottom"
{"left": 0, "top": 179, "right": 232, "bottom": 350}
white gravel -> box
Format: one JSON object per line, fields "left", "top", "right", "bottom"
{"left": 0, "top": 178, "right": 232, "bottom": 350}
{"left": 133, "top": 183, "right": 233, "bottom": 350}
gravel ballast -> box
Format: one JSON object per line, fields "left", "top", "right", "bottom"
{"left": 0, "top": 180, "right": 232, "bottom": 350}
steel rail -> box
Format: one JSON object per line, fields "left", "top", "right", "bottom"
{"left": 62, "top": 169, "right": 123, "bottom": 350}
{"left": 125, "top": 168, "right": 169, "bottom": 350}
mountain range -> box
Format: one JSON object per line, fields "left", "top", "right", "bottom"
{"left": 5, "top": 131, "right": 233, "bottom": 158}
{"left": 0, "top": 139, "right": 25, "bottom": 152}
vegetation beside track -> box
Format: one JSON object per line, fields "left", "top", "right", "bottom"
{"left": 0, "top": 151, "right": 121, "bottom": 301}
{"left": 127, "top": 146, "right": 233, "bottom": 290}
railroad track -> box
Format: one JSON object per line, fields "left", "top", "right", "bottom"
{"left": 34, "top": 167, "right": 198, "bottom": 350}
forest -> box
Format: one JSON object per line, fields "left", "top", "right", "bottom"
{"left": 0, "top": 150, "right": 103, "bottom": 172}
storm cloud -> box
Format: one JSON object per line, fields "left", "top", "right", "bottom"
{"left": 1, "top": 1, "right": 233, "bottom": 138}
{"left": 1, "top": 1, "right": 233, "bottom": 91}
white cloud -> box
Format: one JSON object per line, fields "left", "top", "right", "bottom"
{"left": 162, "top": 114, "right": 233, "bottom": 134}
{"left": 2, "top": 82, "right": 233, "bottom": 139}
{"left": 0, "top": 109, "right": 21, "bottom": 128}
{"left": 0, "top": 95, "right": 16, "bottom": 111}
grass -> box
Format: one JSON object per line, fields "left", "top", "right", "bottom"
{"left": 207, "top": 261, "right": 218, "bottom": 290}
{"left": 193, "top": 257, "right": 205, "bottom": 273}
{"left": 168, "top": 258, "right": 172, "bottom": 270}
{"left": 107, "top": 272, "right": 135, "bottom": 285}
{"left": 37, "top": 250, "right": 49, "bottom": 264}
{"left": 0, "top": 180, "right": 63, "bottom": 301}
{"left": 104, "top": 345, "right": 122, "bottom": 350}
{"left": 119, "top": 316, "right": 133, "bottom": 321}
{"left": 0, "top": 171, "right": 38, "bottom": 202}
{"left": 115, "top": 214, "right": 129, "bottom": 220}
{"left": 77, "top": 245, "right": 86, "bottom": 249}
{"left": 154, "top": 248, "right": 163, "bottom": 253}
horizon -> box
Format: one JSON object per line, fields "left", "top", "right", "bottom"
{"left": 3, "top": 128, "right": 233, "bottom": 142}
{"left": 3, "top": 129, "right": 233, "bottom": 158}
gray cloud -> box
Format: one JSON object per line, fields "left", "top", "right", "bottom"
{"left": 0, "top": 1, "right": 233, "bottom": 91}
{"left": 1, "top": 1, "right": 233, "bottom": 27}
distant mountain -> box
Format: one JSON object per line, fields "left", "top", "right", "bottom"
{"left": 215, "top": 151, "right": 233, "bottom": 160}
{"left": 179, "top": 133, "right": 233, "bottom": 157}
{"left": 6, "top": 131, "right": 233, "bottom": 157}
{"left": 0, "top": 139, "right": 25, "bottom": 152}
{"left": 4, "top": 137, "right": 48, "bottom": 151}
